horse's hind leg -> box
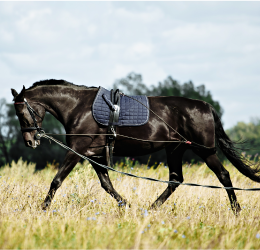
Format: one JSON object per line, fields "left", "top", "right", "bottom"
{"left": 201, "top": 153, "right": 241, "bottom": 214}
{"left": 89, "top": 157, "right": 128, "bottom": 206}
{"left": 150, "top": 145, "right": 185, "bottom": 209}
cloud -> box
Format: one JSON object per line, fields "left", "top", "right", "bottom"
{"left": 113, "top": 5, "right": 163, "bottom": 23}
{"left": 0, "top": 1, "right": 260, "bottom": 128}
{"left": 125, "top": 42, "right": 154, "bottom": 59}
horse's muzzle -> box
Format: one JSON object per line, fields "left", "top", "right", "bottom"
{"left": 26, "top": 139, "right": 40, "bottom": 149}
{"left": 23, "top": 132, "right": 40, "bottom": 149}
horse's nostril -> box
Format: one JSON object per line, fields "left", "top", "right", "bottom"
{"left": 27, "top": 140, "right": 33, "bottom": 147}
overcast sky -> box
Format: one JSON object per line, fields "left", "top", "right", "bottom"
{"left": 0, "top": 1, "right": 260, "bottom": 129}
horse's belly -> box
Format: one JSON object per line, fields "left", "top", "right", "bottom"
{"left": 113, "top": 141, "right": 168, "bottom": 156}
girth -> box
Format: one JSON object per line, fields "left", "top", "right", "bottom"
{"left": 105, "top": 89, "right": 120, "bottom": 167}
{"left": 93, "top": 87, "right": 149, "bottom": 167}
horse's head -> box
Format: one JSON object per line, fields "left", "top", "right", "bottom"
{"left": 11, "top": 86, "right": 46, "bottom": 149}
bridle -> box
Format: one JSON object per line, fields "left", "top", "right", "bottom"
{"left": 14, "top": 98, "right": 45, "bottom": 139}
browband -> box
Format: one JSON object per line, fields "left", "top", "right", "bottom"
{"left": 14, "top": 102, "right": 25, "bottom": 105}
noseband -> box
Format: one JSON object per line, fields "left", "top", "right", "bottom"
{"left": 14, "top": 99, "right": 45, "bottom": 139}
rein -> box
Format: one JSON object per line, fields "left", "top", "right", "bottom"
{"left": 15, "top": 98, "right": 260, "bottom": 191}
{"left": 121, "top": 93, "right": 188, "bottom": 141}
{"left": 16, "top": 96, "right": 214, "bottom": 149}
{"left": 39, "top": 133, "right": 260, "bottom": 192}
{"left": 45, "top": 132, "right": 189, "bottom": 144}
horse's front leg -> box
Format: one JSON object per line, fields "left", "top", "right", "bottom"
{"left": 89, "top": 157, "right": 128, "bottom": 207}
{"left": 41, "top": 151, "right": 80, "bottom": 210}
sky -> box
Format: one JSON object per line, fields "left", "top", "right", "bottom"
{"left": 0, "top": 1, "right": 260, "bottom": 129}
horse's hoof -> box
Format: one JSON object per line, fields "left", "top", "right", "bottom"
{"left": 118, "top": 200, "right": 130, "bottom": 208}
{"left": 232, "top": 203, "right": 241, "bottom": 216}
{"left": 149, "top": 202, "right": 162, "bottom": 210}
{"left": 234, "top": 207, "right": 242, "bottom": 216}
{"left": 41, "top": 202, "right": 50, "bottom": 210}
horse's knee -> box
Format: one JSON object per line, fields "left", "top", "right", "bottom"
{"left": 218, "top": 170, "right": 232, "bottom": 186}
{"left": 220, "top": 169, "right": 230, "bottom": 180}
{"left": 51, "top": 178, "right": 62, "bottom": 190}
{"left": 170, "top": 172, "right": 183, "bottom": 183}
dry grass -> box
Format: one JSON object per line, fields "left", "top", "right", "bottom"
{"left": 0, "top": 157, "right": 260, "bottom": 249}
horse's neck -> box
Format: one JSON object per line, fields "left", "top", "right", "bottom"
{"left": 27, "top": 87, "right": 79, "bottom": 127}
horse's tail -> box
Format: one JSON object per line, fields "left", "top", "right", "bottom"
{"left": 210, "top": 105, "right": 260, "bottom": 182}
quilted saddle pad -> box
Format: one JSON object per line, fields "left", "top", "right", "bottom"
{"left": 92, "top": 87, "right": 149, "bottom": 126}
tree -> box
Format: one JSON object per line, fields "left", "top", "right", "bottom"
{"left": 226, "top": 118, "right": 260, "bottom": 159}
{"left": 114, "top": 73, "right": 223, "bottom": 118}
{"left": 113, "top": 72, "right": 150, "bottom": 96}
{"left": 0, "top": 99, "right": 10, "bottom": 165}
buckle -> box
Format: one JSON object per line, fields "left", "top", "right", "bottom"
{"left": 34, "top": 129, "right": 45, "bottom": 140}
{"left": 111, "top": 127, "right": 116, "bottom": 137}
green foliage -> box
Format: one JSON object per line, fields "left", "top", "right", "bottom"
{"left": 226, "top": 118, "right": 260, "bottom": 158}
{"left": 113, "top": 72, "right": 149, "bottom": 96}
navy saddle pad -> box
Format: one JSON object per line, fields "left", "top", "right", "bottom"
{"left": 92, "top": 87, "right": 149, "bottom": 126}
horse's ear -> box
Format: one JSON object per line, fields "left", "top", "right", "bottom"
{"left": 11, "top": 88, "right": 18, "bottom": 98}
{"left": 14, "top": 86, "right": 26, "bottom": 102}
{"left": 21, "top": 85, "right": 26, "bottom": 96}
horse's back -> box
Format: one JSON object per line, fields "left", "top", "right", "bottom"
{"left": 147, "top": 96, "right": 215, "bottom": 146}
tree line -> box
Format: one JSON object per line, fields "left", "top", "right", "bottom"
{"left": 0, "top": 72, "right": 258, "bottom": 169}
{"left": 226, "top": 118, "right": 260, "bottom": 160}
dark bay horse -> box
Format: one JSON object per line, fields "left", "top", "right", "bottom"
{"left": 11, "top": 79, "right": 260, "bottom": 213}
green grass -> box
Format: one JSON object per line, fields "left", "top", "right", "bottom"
{"left": 0, "top": 157, "right": 260, "bottom": 249}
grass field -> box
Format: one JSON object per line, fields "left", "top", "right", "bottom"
{"left": 1, "top": 157, "right": 260, "bottom": 249}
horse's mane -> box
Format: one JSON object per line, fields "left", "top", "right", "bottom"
{"left": 27, "top": 79, "right": 97, "bottom": 90}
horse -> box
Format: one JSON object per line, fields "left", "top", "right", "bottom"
{"left": 11, "top": 79, "right": 260, "bottom": 214}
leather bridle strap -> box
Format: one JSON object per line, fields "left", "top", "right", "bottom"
{"left": 14, "top": 99, "right": 44, "bottom": 134}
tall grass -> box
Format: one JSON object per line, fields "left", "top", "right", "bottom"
{"left": 0, "top": 157, "right": 260, "bottom": 249}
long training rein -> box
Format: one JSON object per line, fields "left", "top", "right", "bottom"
{"left": 41, "top": 133, "right": 260, "bottom": 192}
{"left": 14, "top": 98, "right": 260, "bottom": 191}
